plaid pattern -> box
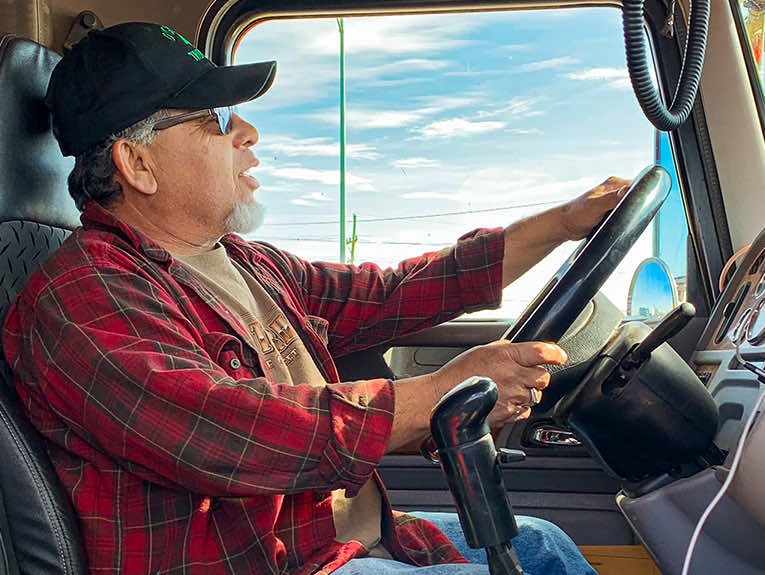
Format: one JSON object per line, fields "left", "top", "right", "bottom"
{"left": 3, "top": 202, "right": 504, "bottom": 574}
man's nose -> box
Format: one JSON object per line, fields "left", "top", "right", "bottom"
{"left": 231, "top": 113, "right": 258, "bottom": 148}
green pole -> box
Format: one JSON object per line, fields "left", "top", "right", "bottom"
{"left": 337, "top": 17, "right": 347, "bottom": 263}
{"left": 349, "top": 213, "right": 358, "bottom": 265}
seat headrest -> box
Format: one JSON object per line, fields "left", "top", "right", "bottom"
{"left": 0, "top": 35, "right": 79, "bottom": 229}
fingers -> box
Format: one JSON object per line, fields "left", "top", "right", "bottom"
{"left": 507, "top": 380, "right": 544, "bottom": 406}
{"left": 521, "top": 365, "right": 551, "bottom": 389}
{"left": 590, "top": 177, "right": 631, "bottom": 199}
{"left": 491, "top": 403, "right": 532, "bottom": 426}
{"left": 502, "top": 340, "right": 568, "bottom": 367}
{"left": 513, "top": 406, "right": 532, "bottom": 421}
{"left": 603, "top": 176, "right": 631, "bottom": 189}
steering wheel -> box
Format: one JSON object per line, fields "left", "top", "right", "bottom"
{"left": 503, "top": 165, "right": 671, "bottom": 346}
{"left": 428, "top": 167, "right": 673, "bottom": 572}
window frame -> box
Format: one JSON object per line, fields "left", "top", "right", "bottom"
{"left": 643, "top": 0, "right": 731, "bottom": 310}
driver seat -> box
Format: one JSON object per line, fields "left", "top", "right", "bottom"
{"left": 0, "top": 34, "right": 87, "bottom": 574}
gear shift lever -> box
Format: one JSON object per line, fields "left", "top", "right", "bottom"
{"left": 427, "top": 376, "right": 526, "bottom": 575}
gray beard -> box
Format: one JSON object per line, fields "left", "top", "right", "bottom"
{"left": 223, "top": 200, "right": 264, "bottom": 235}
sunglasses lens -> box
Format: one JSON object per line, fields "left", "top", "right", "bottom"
{"left": 215, "top": 106, "right": 234, "bottom": 134}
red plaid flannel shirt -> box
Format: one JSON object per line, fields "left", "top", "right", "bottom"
{"left": 3, "top": 202, "right": 504, "bottom": 574}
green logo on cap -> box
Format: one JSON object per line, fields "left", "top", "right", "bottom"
{"left": 160, "top": 25, "right": 205, "bottom": 62}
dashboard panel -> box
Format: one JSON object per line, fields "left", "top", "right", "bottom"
{"left": 615, "top": 229, "right": 765, "bottom": 575}
{"left": 694, "top": 231, "right": 765, "bottom": 452}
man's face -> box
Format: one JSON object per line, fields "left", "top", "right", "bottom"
{"left": 146, "top": 110, "right": 263, "bottom": 237}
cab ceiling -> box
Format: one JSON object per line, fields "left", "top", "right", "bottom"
{"left": 0, "top": 0, "right": 210, "bottom": 50}
{"left": 5, "top": 0, "right": 634, "bottom": 53}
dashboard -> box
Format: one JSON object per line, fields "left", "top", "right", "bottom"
{"left": 614, "top": 229, "right": 765, "bottom": 575}
{"left": 693, "top": 228, "right": 765, "bottom": 452}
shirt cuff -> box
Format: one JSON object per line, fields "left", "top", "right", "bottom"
{"left": 318, "top": 377, "right": 395, "bottom": 496}
{"left": 453, "top": 227, "right": 505, "bottom": 313}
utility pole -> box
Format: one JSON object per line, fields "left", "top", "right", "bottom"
{"left": 337, "top": 17, "right": 347, "bottom": 263}
{"left": 349, "top": 213, "right": 358, "bottom": 264}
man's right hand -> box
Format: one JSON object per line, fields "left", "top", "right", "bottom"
{"left": 433, "top": 340, "right": 568, "bottom": 428}
{"left": 387, "top": 340, "right": 568, "bottom": 453}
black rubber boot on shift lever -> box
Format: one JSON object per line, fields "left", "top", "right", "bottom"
{"left": 428, "top": 376, "right": 525, "bottom": 575}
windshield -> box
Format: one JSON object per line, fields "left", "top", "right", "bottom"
{"left": 234, "top": 8, "right": 689, "bottom": 319}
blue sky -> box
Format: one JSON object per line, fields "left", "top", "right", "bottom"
{"left": 234, "top": 8, "right": 684, "bottom": 317}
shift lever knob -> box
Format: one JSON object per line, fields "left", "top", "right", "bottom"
{"left": 430, "top": 376, "right": 520, "bottom": 549}
{"left": 623, "top": 302, "right": 696, "bottom": 368}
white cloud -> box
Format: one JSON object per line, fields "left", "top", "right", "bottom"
{"left": 308, "top": 15, "right": 480, "bottom": 56}
{"left": 310, "top": 91, "right": 486, "bottom": 131}
{"left": 258, "top": 136, "right": 381, "bottom": 160}
{"left": 476, "top": 97, "right": 544, "bottom": 119}
{"left": 309, "top": 107, "right": 425, "bottom": 130}
{"left": 346, "top": 144, "right": 381, "bottom": 160}
{"left": 350, "top": 58, "right": 451, "bottom": 82}
{"left": 354, "top": 110, "right": 425, "bottom": 129}
{"left": 496, "top": 42, "right": 532, "bottom": 54}
{"left": 394, "top": 157, "right": 441, "bottom": 169}
{"left": 356, "top": 182, "right": 376, "bottom": 192}
{"left": 234, "top": 14, "right": 489, "bottom": 110}
{"left": 519, "top": 56, "right": 578, "bottom": 72}
{"left": 401, "top": 191, "right": 458, "bottom": 200}
{"left": 260, "top": 165, "right": 376, "bottom": 191}
{"left": 565, "top": 67, "right": 631, "bottom": 89}
{"left": 395, "top": 168, "right": 600, "bottom": 206}
{"left": 415, "top": 118, "right": 506, "bottom": 139}
{"left": 291, "top": 198, "right": 316, "bottom": 206}
{"left": 301, "top": 192, "right": 333, "bottom": 202}
{"left": 415, "top": 93, "right": 483, "bottom": 114}
{"left": 455, "top": 168, "right": 603, "bottom": 206}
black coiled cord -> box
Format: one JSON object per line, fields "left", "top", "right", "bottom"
{"left": 623, "top": 0, "right": 710, "bottom": 131}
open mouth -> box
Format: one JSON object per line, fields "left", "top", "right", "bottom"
{"left": 240, "top": 166, "right": 259, "bottom": 189}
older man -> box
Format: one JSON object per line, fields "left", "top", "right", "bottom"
{"left": 3, "top": 22, "right": 628, "bottom": 575}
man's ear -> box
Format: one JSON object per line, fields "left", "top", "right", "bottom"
{"left": 112, "top": 139, "right": 158, "bottom": 196}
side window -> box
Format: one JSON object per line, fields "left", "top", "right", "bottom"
{"left": 651, "top": 131, "right": 689, "bottom": 312}
{"left": 736, "top": 0, "right": 765, "bottom": 92}
{"left": 234, "top": 9, "right": 689, "bottom": 319}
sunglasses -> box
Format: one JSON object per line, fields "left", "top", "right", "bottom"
{"left": 151, "top": 106, "right": 234, "bottom": 135}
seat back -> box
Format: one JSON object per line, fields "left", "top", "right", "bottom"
{"left": 0, "top": 34, "right": 86, "bottom": 575}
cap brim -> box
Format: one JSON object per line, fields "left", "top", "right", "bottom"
{"left": 164, "top": 60, "right": 276, "bottom": 110}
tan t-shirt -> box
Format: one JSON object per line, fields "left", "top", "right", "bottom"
{"left": 174, "top": 245, "right": 389, "bottom": 556}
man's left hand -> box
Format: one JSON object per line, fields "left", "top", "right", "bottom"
{"left": 558, "top": 176, "right": 631, "bottom": 241}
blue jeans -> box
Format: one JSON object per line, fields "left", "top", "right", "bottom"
{"left": 333, "top": 512, "right": 597, "bottom": 575}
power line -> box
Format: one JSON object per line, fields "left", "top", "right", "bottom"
{"left": 264, "top": 199, "right": 560, "bottom": 227}
{"left": 258, "top": 236, "right": 449, "bottom": 246}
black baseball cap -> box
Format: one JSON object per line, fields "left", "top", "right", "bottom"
{"left": 45, "top": 22, "right": 276, "bottom": 156}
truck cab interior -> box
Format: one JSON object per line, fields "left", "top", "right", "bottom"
{"left": 1, "top": 0, "right": 764, "bottom": 574}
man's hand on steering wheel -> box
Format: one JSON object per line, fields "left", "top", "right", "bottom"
{"left": 431, "top": 341, "right": 568, "bottom": 428}
{"left": 501, "top": 175, "right": 631, "bottom": 288}
{"left": 558, "top": 176, "right": 631, "bottom": 241}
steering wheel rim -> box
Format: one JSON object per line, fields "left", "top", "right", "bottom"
{"left": 503, "top": 165, "right": 671, "bottom": 345}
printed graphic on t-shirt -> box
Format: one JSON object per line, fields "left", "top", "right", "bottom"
{"left": 248, "top": 314, "right": 300, "bottom": 369}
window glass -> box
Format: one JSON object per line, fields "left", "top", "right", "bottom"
{"left": 738, "top": 0, "right": 765, "bottom": 92}
{"left": 234, "top": 9, "right": 688, "bottom": 319}
{"left": 654, "top": 131, "right": 688, "bottom": 304}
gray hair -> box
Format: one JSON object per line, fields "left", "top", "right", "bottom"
{"left": 67, "top": 109, "right": 172, "bottom": 211}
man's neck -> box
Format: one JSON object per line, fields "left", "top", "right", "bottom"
{"left": 110, "top": 201, "right": 220, "bottom": 256}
